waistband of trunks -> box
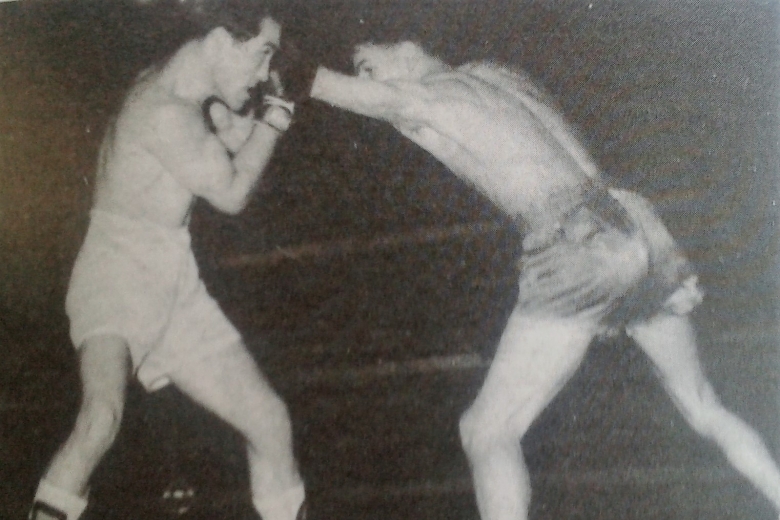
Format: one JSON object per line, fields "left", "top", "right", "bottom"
{"left": 519, "top": 179, "right": 635, "bottom": 252}
{"left": 563, "top": 182, "right": 635, "bottom": 236}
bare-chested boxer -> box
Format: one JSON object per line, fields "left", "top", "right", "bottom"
{"left": 29, "top": 4, "right": 308, "bottom": 520}
{"left": 294, "top": 40, "right": 780, "bottom": 520}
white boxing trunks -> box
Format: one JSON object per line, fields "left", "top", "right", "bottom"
{"left": 66, "top": 209, "right": 242, "bottom": 391}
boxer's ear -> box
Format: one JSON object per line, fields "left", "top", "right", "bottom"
{"left": 398, "top": 41, "right": 421, "bottom": 75}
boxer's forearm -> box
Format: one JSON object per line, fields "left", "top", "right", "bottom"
{"left": 311, "top": 67, "right": 422, "bottom": 122}
{"left": 216, "top": 122, "right": 281, "bottom": 214}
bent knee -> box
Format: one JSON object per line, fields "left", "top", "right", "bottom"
{"left": 240, "top": 393, "right": 293, "bottom": 436}
{"left": 459, "top": 406, "right": 525, "bottom": 457}
{"left": 670, "top": 383, "right": 725, "bottom": 437}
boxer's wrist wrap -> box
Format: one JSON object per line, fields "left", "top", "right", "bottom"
{"left": 263, "top": 95, "right": 295, "bottom": 116}
{"left": 261, "top": 101, "right": 293, "bottom": 133}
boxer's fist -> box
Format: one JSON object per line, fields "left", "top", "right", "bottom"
{"left": 238, "top": 82, "right": 293, "bottom": 133}
{"left": 260, "top": 75, "right": 295, "bottom": 133}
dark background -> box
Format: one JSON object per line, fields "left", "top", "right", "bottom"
{"left": 1, "top": 1, "right": 779, "bottom": 519}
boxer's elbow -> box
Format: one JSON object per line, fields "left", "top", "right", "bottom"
{"left": 205, "top": 188, "right": 248, "bottom": 215}
{"left": 189, "top": 165, "right": 248, "bottom": 215}
{"left": 205, "top": 172, "right": 251, "bottom": 214}
{"left": 217, "top": 199, "right": 247, "bottom": 215}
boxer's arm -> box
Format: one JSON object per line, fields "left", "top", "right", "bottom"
{"left": 147, "top": 104, "right": 282, "bottom": 214}
{"left": 204, "top": 98, "right": 256, "bottom": 154}
{"left": 311, "top": 67, "right": 495, "bottom": 153}
{"left": 311, "top": 67, "right": 438, "bottom": 125}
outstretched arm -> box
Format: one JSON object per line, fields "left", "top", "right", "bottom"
{"left": 311, "top": 66, "right": 606, "bottom": 185}
{"left": 310, "top": 67, "right": 437, "bottom": 126}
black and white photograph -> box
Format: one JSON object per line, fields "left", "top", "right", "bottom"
{"left": 1, "top": 1, "right": 779, "bottom": 519}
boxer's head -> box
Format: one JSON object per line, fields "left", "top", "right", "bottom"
{"left": 206, "top": 16, "right": 281, "bottom": 110}
{"left": 352, "top": 41, "right": 448, "bottom": 81}
{"left": 147, "top": 0, "right": 283, "bottom": 110}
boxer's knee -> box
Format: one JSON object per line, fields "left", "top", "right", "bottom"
{"left": 670, "top": 381, "right": 724, "bottom": 438}
{"left": 459, "top": 404, "right": 523, "bottom": 460}
{"left": 241, "top": 391, "right": 293, "bottom": 443}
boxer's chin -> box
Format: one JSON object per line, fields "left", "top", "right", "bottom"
{"left": 225, "top": 90, "right": 248, "bottom": 113}
{"left": 232, "top": 96, "right": 248, "bottom": 112}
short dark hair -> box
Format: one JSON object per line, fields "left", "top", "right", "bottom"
{"left": 187, "top": 0, "right": 277, "bottom": 42}
{"left": 133, "top": 0, "right": 279, "bottom": 69}
{"left": 343, "top": 4, "right": 465, "bottom": 66}
{"left": 349, "top": 21, "right": 437, "bottom": 58}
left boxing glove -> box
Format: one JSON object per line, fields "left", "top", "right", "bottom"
{"left": 237, "top": 81, "right": 294, "bottom": 133}
{"left": 259, "top": 78, "right": 295, "bottom": 133}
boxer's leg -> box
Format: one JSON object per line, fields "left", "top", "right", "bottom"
{"left": 168, "top": 341, "right": 305, "bottom": 520}
{"left": 630, "top": 313, "right": 780, "bottom": 514}
{"left": 459, "top": 310, "right": 599, "bottom": 520}
{"left": 31, "top": 335, "right": 130, "bottom": 520}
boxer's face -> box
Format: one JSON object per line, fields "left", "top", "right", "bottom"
{"left": 353, "top": 42, "right": 425, "bottom": 81}
{"left": 213, "top": 17, "right": 281, "bottom": 110}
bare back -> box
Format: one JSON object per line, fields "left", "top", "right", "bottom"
{"left": 390, "top": 63, "right": 604, "bottom": 231}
